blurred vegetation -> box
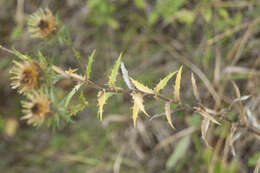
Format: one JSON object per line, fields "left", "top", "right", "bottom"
{"left": 1, "top": 0, "right": 260, "bottom": 172}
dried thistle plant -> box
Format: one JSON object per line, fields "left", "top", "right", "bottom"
{"left": 0, "top": 6, "right": 259, "bottom": 171}
{"left": 10, "top": 60, "right": 40, "bottom": 93}
{"left": 27, "top": 8, "right": 57, "bottom": 38}
{"left": 21, "top": 90, "right": 51, "bottom": 126}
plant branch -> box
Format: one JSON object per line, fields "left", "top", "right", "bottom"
{"left": 1, "top": 44, "right": 260, "bottom": 137}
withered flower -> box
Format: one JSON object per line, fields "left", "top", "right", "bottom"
{"left": 21, "top": 91, "right": 51, "bottom": 126}
{"left": 10, "top": 60, "right": 40, "bottom": 93}
{"left": 27, "top": 8, "right": 57, "bottom": 38}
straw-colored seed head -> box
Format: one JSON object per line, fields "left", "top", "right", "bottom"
{"left": 21, "top": 91, "right": 51, "bottom": 126}
{"left": 27, "top": 8, "right": 56, "bottom": 38}
{"left": 10, "top": 60, "right": 40, "bottom": 93}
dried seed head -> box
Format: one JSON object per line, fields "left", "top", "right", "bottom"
{"left": 27, "top": 8, "right": 56, "bottom": 38}
{"left": 21, "top": 91, "right": 51, "bottom": 126}
{"left": 10, "top": 60, "right": 40, "bottom": 93}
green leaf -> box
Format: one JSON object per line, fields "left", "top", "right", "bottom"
{"left": 72, "top": 47, "right": 82, "bottom": 61}
{"left": 64, "top": 83, "right": 83, "bottom": 108}
{"left": 166, "top": 135, "right": 190, "bottom": 169}
{"left": 201, "top": 6, "right": 212, "bottom": 22}
{"left": 69, "top": 91, "right": 88, "bottom": 116}
{"left": 49, "top": 85, "right": 57, "bottom": 105}
{"left": 85, "top": 49, "right": 96, "bottom": 79}
{"left": 176, "top": 9, "right": 195, "bottom": 24}
{"left": 79, "top": 90, "right": 88, "bottom": 105}
{"left": 218, "top": 8, "right": 229, "bottom": 19}
{"left": 13, "top": 49, "right": 29, "bottom": 60}
{"left": 69, "top": 103, "right": 87, "bottom": 116}
{"left": 157, "top": 0, "right": 186, "bottom": 21}
{"left": 57, "top": 25, "right": 72, "bottom": 45}
{"left": 248, "top": 153, "right": 260, "bottom": 166}
{"left": 108, "top": 53, "right": 122, "bottom": 87}
{"left": 10, "top": 26, "right": 22, "bottom": 40}
{"left": 37, "top": 51, "right": 48, "bottom": 65}
{"left": 154, "top": 71, "right": 177, "bottom": 93}
{"left": 134, "top": 0, "right": 145, "bottom": 8}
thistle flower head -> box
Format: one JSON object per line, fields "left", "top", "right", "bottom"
{"left": 27, "top": 8, "right": 56, "bottom": 38}
{"left": 21, "top": 91, "right": 51, "bottom": 126}
{"left": 10, "top": 60, "right": 40, "bottom": 93}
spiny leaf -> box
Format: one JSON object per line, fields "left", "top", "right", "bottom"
{"left": 69, "top": 90, "right": 88, "bottom": 116}
{"left": 174, "top": 66, "right": 183, "bottom": 103}
{"left": 79, "top": 90, "right": 88, "bottom": 105}
{"left": 69, "top": 102, "right": 88, "bottom": 116}
{"left": 165, "top": 102, "right": 175, "bottom": 129}
{"left": 97, "top": 91, "right": 113, "bottom": 121}
{"left": 132, "top": 101, "right": 140, "bottom": 127}
{"left": 131, "top": 92, "right": 149, "bottom": 117}
{"left": 64, "top": 83, "right": 83, "bottom": 108}
{"left": 108, "top": 53, "right": 122, "bottom": 87}
{"left": 195, "top": 107, "right": 220, "bottom": 125}
{"left": 85, "top": 49, "right": 96, "bottom": 80}
{"left": 155, "top": 71, "right": 177, "bottom": 93}
{"left": 201, "top": 118, "right": 212, "bottom": 148}
{"left": 130, "top": 78, "right": 155, "bottom": 94}
{"left": 191, "top": 73, "right": 201, "bottom": 103}
{"left": 67, "top": 90, "right": 88, "bottom": 117}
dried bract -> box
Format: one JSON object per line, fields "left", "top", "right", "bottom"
{"left": 27, "top": 8, "right": 57, "bottom": 38}
{"left": 21, "top": 91, "right": 51, "bottom": 126}
{"left": 10, "top": 60, "right": 40, "bottom": 93}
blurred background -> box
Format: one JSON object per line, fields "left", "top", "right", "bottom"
{"left": 0, "top": 0, "right": 260, "bottom": 172}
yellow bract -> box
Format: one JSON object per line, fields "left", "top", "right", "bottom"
{"left": 191, "top": 73, "right": 201, "bottom": 102}
{"left": 130, "top": 78, "right": 155, "bottom": 94}
{"left": 97, "top": 91, "right": 113, "bottom": 121}
{"left": 131, "top": 92, "right": 149, "bottom": 127}
{"left": 174, "top": 66, "right": 183, "bottom": 103}
{"left": 165, "top": 102, "right": 175, "bottom": 129}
